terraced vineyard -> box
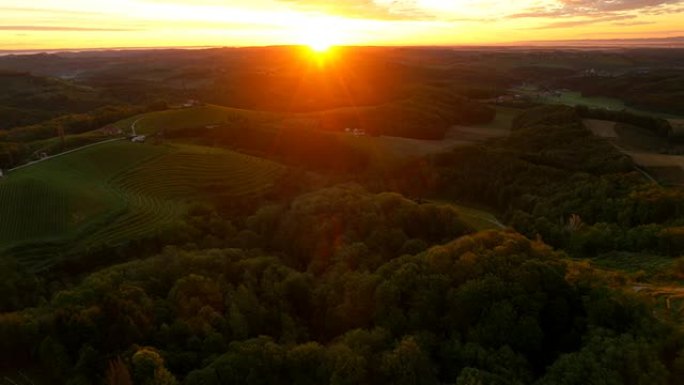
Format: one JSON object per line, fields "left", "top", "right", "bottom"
{"left": 0, "top": 141, "right": 169, "bottom": 270}
{"left": 118, "top": 145, "right": 283, "bottom": 198}
{"left": 0, "top": 178, "right": 70, "bottom": 243}
{"left": 0, "top": 141, "right": 165, "bottom": 244}
{"left": 0, "top": 141, "right": 285, "bottom": 272}
{"left": 75, "top": 144, "right": 285, "bottom": 253}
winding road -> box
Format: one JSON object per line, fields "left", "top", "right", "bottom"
{"left": 4, "top": 116, "right": 144, "bottom": 175}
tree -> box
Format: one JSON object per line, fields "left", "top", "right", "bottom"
{"left": 105, "top": 357, "right": 133, "bottom": 385}
{"left": 38, "top": 336, "right": 72, "bottom": 381}
{"left": 380, "top": 337, "right": 438, "bottom": 385}
{"left": 132, "top": 347, "right": 178, "bottom": 385}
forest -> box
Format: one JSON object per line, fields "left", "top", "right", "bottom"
{"left": 433, "top": 106, "right": 684, "bottom": 257}
{"left": 2, "top": 187, "right": 683, "bottom": 385}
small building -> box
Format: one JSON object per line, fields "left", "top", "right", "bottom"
{"left": 182, "top": 99, "right": 201, "bottom": 108}
{"left": 345, "top": 127, "right": 365, "bottom": 135}
{"left": 170, "top": 99, "right": 202, "bottom": 109}
{"left": 351, "top": 128, "right": 366, "bottom": 137}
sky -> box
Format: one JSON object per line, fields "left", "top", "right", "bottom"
{"left": 1, "top": 0, "right": 684, "bottom": 50}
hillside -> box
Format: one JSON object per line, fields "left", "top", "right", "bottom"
{"left": 0, "top": 141, "right": 284, "bottom": 271}
{"left": 0, "top": 71, "right": 113, "bottom": 130}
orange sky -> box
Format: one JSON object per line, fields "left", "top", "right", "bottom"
{"left": 1, "top": 0, "right": 683, "bottom": 50}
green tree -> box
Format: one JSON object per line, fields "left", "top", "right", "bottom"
{"left": 380, "top": 337, "right": 438, "bottom": 385}
{"left": 132, "top": 347, "right": 178, "bottom": 385}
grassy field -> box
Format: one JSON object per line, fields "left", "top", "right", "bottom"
{"left": 114, "top": 105, "right": 276, "bottom": 135}
{"left": 584, "top": 119, "right": 684, "bottom": 186}
{"left": 547, "top": 91, "right": 626, "bottom": 110}
{"left": 514, "top": 87, "right": 628, "bottom": 111}
{"left": 518, "top": 87, "right": 681, "bottom": 119}
{"left": 0, "top": 141, "right": 166, "bottom": 270}
{"left": 342, "top": 106, "right": 515, "bottom": 161}
{"left": 0, "top": 141, "right": 284, "bottom": 271}
{"left": 627, "top": 152, "right": 684, "bottom": 172}
{"left": 25, "top": 129, "right": 118, "bottom": 157}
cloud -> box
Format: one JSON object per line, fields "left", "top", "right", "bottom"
{"left": 0, "top": 26, "right": 140, "bottom": 32}
{"left": 508, "top": 0, "right": 684, "bottom": 30}
{"left": 0, "top": 6, "right": 104, "bottom": 16}
{"left": 510, "top": 0, "right": 684, "bottom": 18}
{"left": 140, "top": 0, "right": 431, "bottom": 20}
{"left": 274, "top": 0, "right": 432, "bottom": 20}
{"left": 612, "top": 20, "right": 656, "bottom": 25}
{"left": 531, "top": 14, "right": 637, "bottom": 28}
{"left": 576, "top": 29, "right": 684, "bottom": 35}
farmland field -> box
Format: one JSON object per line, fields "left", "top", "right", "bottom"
{"left": 517, "top": 87, "right": 682, "bottom": 119}
{"left": 345, "top": 107, "right": 515, "bottom": 159}
{"left": 0, "top": 141, "right": 285, "bottom": 271}
{"left": 544, "top": 91, "right": 626, "bottom": 110}
{"left": 642, "top": 166, "right": 684, "bottom": 187}
{"left": 0, "top": 141, "right": 165, "bottom": 244}
{"left": 623, "top": 149, "right": 684, "bottom": 186}
{"left": 584, "top": 119, "right": 684, "bottom": 186}
{"left": 115, "top": 105, "right": 276, "bottom": 135}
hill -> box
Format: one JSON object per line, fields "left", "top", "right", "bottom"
{"left": 0, "top": 71, "right": 112, "bottom": 130}
{"left": 0, "top": 141, "right": 284, "bottom": 271}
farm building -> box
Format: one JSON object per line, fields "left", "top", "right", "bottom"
{"left": 182, "top": 99, "right": 201, "bottom": 108}
{"left": 344, "top": 128, "right": 366, "bottom": 136}
{"left": 169, "top": 99, "right": 202, "bottom": 109}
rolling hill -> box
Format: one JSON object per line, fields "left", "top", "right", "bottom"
{"left": 0, "top": 140, "right": 284, "bottom": 271}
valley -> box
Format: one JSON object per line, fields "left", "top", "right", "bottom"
{"left": 1, "top": 46, "right": 684, "bottom": 385}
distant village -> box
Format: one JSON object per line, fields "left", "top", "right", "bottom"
{"left": 344, "top": 127, "right": 366, "bottom": 136}
{"left": 496, "top": 66, "right": 651, "bottom": 105}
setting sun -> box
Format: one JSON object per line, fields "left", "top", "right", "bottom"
{"left": 308, "top": 40, "right": 333, "bottom": 53}
{"left": 291, "top": 16, "right": 348, "bottom": 54}
{"left": 1, "top": 0, "right": 683, "bottom": 49}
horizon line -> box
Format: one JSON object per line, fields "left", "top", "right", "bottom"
{"left": 2, "top": 36, "right": 684, "bottom": 56}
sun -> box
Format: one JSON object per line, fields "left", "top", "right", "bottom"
{"left": 308, "top": 39, "right": 333, "bottom": 53}
{"left": 292, "top": 17, "right": 347, "bottom": 54}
